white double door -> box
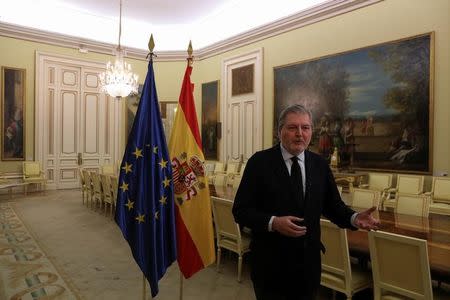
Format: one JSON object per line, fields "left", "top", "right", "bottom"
{"left": 221, "top": 49, "right": 263, "bottom": 162}
{"left": 36, "top": 52, "right": 122, "bottom": 189}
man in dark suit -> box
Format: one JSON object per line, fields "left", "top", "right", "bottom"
{"left": 232, "top": 104, "right": 379, "bottom": 300}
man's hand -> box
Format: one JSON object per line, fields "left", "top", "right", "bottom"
{"left": 354, "top": 206, "right": 380, "bottom": 230}
{"left": 272, "top": 216, "right": 307, "bottom": 237}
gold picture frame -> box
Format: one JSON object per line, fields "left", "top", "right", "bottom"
{"left": 201, "top": 80, "right": 219, "bottom": 160}
{"left": 273, "top": 32, "right": 434, "bottom": 174}
{"left": 1, "top": 67, "right": 26, "bottom": 161}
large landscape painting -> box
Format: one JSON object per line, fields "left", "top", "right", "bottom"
{"left": 274, "top": 33, "right": 433, "bottom": 173}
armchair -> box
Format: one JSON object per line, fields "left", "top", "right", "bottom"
{"left": 359, "top": 172, "right": 393, "bottom": 205}
{"left": 101, "top": 164, "right": 115, "bottom": 175}
{"left": 383, "top": 174, "right": 424, "bottom": 210}
{"left": 211, "top": 196, "right": 250, "bottom": 282}
{"left": 424, "top": 176, "right": 450, "bottom": 216}
{"left": 368, "top": 231, "right": 433, "bottom": 299}
{"left": 320, "top": 219, "right": 372, "bottom": 299}
{"left": 22, "top": 161, "right": 47, "bottom": 195}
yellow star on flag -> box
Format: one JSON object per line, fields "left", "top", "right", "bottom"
{"left": 159, "top": 195, "right": 167, "bottom": 205}
{"left": 135, "top": 214, "right": 145, "bottom": 223}
{"left": 163, "top": 177, "right": 171, "bottom": 188}
{"left": 153, "top": 146, "right": 158, "bottom": 154}
{"left": 125, "top": 198, "right": 134, "bottom": 210}
{"left": 120, "top": 182, "right": 129, "bottom": 192}
{"left": 122, "top": 162, "right": 132, "bottom": 174}
{"left": 159, "top": 158, "right": 168, "bottom": 169}
{"left": 154, "top": 211, "right": 159, "bottom": 220}
{"left": 133, "top": 147, "right": 143, "bottom": 159}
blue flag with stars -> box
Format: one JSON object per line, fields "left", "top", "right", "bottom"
{"left": 115, "top": 60, "right": 177, "bottom": 297}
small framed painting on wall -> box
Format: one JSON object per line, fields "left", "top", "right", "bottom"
{"left": 1, "top": 67, "right": 26, "bottom": 161}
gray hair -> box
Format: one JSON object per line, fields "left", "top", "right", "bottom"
{"left": 277, "top": 104, "right": 313, "bottom": 134}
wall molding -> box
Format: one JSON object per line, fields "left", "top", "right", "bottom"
{"left": 0, "top": 0, "right": 382, "bottom": 62}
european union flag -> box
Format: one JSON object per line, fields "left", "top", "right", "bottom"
{"left": 115, "top": 60, "right": 177, "bottom": 297}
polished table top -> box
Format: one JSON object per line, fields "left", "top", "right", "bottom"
{"left": 210, "top": 184, "right": 450, "bottom": 282}
{"left": 348, "top": 208, "right": 450, "bottom": 282}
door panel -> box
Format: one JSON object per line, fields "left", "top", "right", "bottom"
{"left": 36, "top": 53, "right": 119, "bottom": 190}
{"left": 223, "top": 49, "right": 263, "bottom": 163}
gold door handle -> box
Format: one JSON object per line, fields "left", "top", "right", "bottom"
{"left": 78, "top": 153, "right": 83, "bottom": 166}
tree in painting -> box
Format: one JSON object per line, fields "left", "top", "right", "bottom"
{"left": 274, "top": 34, "right": 432, "bottom": 172}
{"left": 369, "top": 36, "right": 430, "bottom": 166}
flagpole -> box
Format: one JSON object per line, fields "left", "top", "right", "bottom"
{"left": 187, "top": 40, "right": 193, "bottom": 67}
{"left": 179, "top": 272, "right": 184, "bottom": 300}
{"left": 178, "top": 40, "right": 194, "bottom": 300}
{"left": 143, "top": 274, "right": 147, "bottom": 300}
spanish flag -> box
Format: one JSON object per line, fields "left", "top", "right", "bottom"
{"left": 169, "top": 64, "right": 215, "bottom": 278}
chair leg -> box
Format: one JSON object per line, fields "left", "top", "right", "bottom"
{"left": 24, "top": 184, "right": 27, "bottom": 196}
{"left": 238, "top": 254, "right": 243, "bottom": 282}
{"left": 216, "top": 247, "right": 221, "bottom": 272}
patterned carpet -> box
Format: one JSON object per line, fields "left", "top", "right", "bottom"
{"left": 0, "top": 203, "right": 80, "bottom": 300}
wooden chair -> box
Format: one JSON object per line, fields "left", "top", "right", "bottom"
{"left": 335, "top": 176, "right": 356, "bottom": 193}
{"left": 100, "top": 174, "right": 114, "bottom": 218}
{"left": 350, "top": 188, "right": 381, "bottom": 210}
{"left": 395, "top": 194, "right": 430, "bottom": 217}
{"left": 78, "top": 168, "right": 87, "bottom": 205}
{"left": 22, "top": 161, "right": 47, "bottom": 195}
{"left": 82, "top": 170, "right": 93, "bottom": 207}
{"left": 90, "top": 172, "right": 103, "bottom": 211}
{"left": 116, "top": 160, "right": 122, "bottom": 175}
{"left": 368, "top": 230, "right": 433, "bottom": 299}
{"left": 424, "top": 176, "right": 450, "bottom": 216}
{"left": 214, "top": 162, "right": 225, "bottom": 174}
{"left": 225, "top": 160, "right": 240, "bottom": 185}
{"left": 384, "top": 174, "right": 424, "bottom": 210}
{"left": 239, "top": 162, "right": 247, "bottom": 175}
{"left": 359, "top": 172, "right": 393, "bottom": 204}
{"left": 320, "top": 219, "right": 372, "bottom": 299}
{"left": 231, "top": 175, "right": 242, "bottom": 189}
{"left": 208, "top": 161, "right": 225, "bottom": 183}
{"left": 101, "top": 164, "right": 115, "bottom": 175}
{"left": 204, "top": 161, "right": 216, "bottom": 178}
{"left": 110, "top": 175, "right": 118, "bottom": 214}
{"left": 211, "top": 197, "right": 250, "bottom": 282}
{"left": 212, "top": 173, "right": 228, "bottom": 187}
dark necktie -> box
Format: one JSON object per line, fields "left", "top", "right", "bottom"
{"left": 290, "top": 156, "right": 304, "bottom": 207}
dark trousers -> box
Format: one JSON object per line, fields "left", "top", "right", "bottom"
{"left": 253, "top": 281, "right": 317, "bottom": 300}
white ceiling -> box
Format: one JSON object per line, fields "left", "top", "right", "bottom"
{"left": 0, "top": 0, "right": 328, "bottom": 51}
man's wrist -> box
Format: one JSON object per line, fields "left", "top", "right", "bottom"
{"left": 351, "top": 212, "right": 359, "bottom": 227}
{"left": 268, "top": 216, "right": 275, "bottom": 232}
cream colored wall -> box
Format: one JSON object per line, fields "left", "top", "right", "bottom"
{"left": 0, "top": 36, "right": 185, "bottom": 173}
{"left": 194, "top": 0, "right": 450, "bottom": 174}
{"left": 1, "top": 0, "right": 449, "bottom": 175}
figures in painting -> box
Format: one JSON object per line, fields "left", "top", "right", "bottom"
{"left": 318, "top": 116, "right": 332, "bottom": 159}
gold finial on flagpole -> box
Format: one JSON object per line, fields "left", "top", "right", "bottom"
{"left": 146, "top": 34, "right": 157, "bottom": 61}
{"left": 187, "top": 40, "right": 193, "bottom": 66}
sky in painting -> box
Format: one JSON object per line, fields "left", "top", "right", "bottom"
{"left": 334, "top": 49, "right": 398, "bottom": 117}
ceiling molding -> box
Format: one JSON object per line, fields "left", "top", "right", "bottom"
{"left": 0, "top": 0, "right": 382, "bottom": 62}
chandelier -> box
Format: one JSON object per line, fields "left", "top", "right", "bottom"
{"left": 100, "top": 0, "right": 138, "bottom": 99}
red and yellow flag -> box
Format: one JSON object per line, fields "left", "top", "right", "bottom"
{"left": 169, "top": 65, "right": 215, "bottom": 278}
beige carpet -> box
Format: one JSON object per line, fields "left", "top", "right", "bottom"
{"left": 0, "top": 190, "right": 256, "bottom": 300}
{"left": 0, "top": 202, "right": 80, "bottom": 300}
{"left": 2, "top": 189, "right": 447, "bottom": 300}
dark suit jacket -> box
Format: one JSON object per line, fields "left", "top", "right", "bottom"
{"left": 232, "top": 144, "right": 356, "bottom": 292}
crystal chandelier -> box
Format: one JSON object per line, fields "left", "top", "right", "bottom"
{"left": 100, "top": 0, "right": 138, "bottom": 99}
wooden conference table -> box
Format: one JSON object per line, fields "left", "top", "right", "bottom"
{"left": 209, "top": 184, "right": 450, "bottom": 283}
